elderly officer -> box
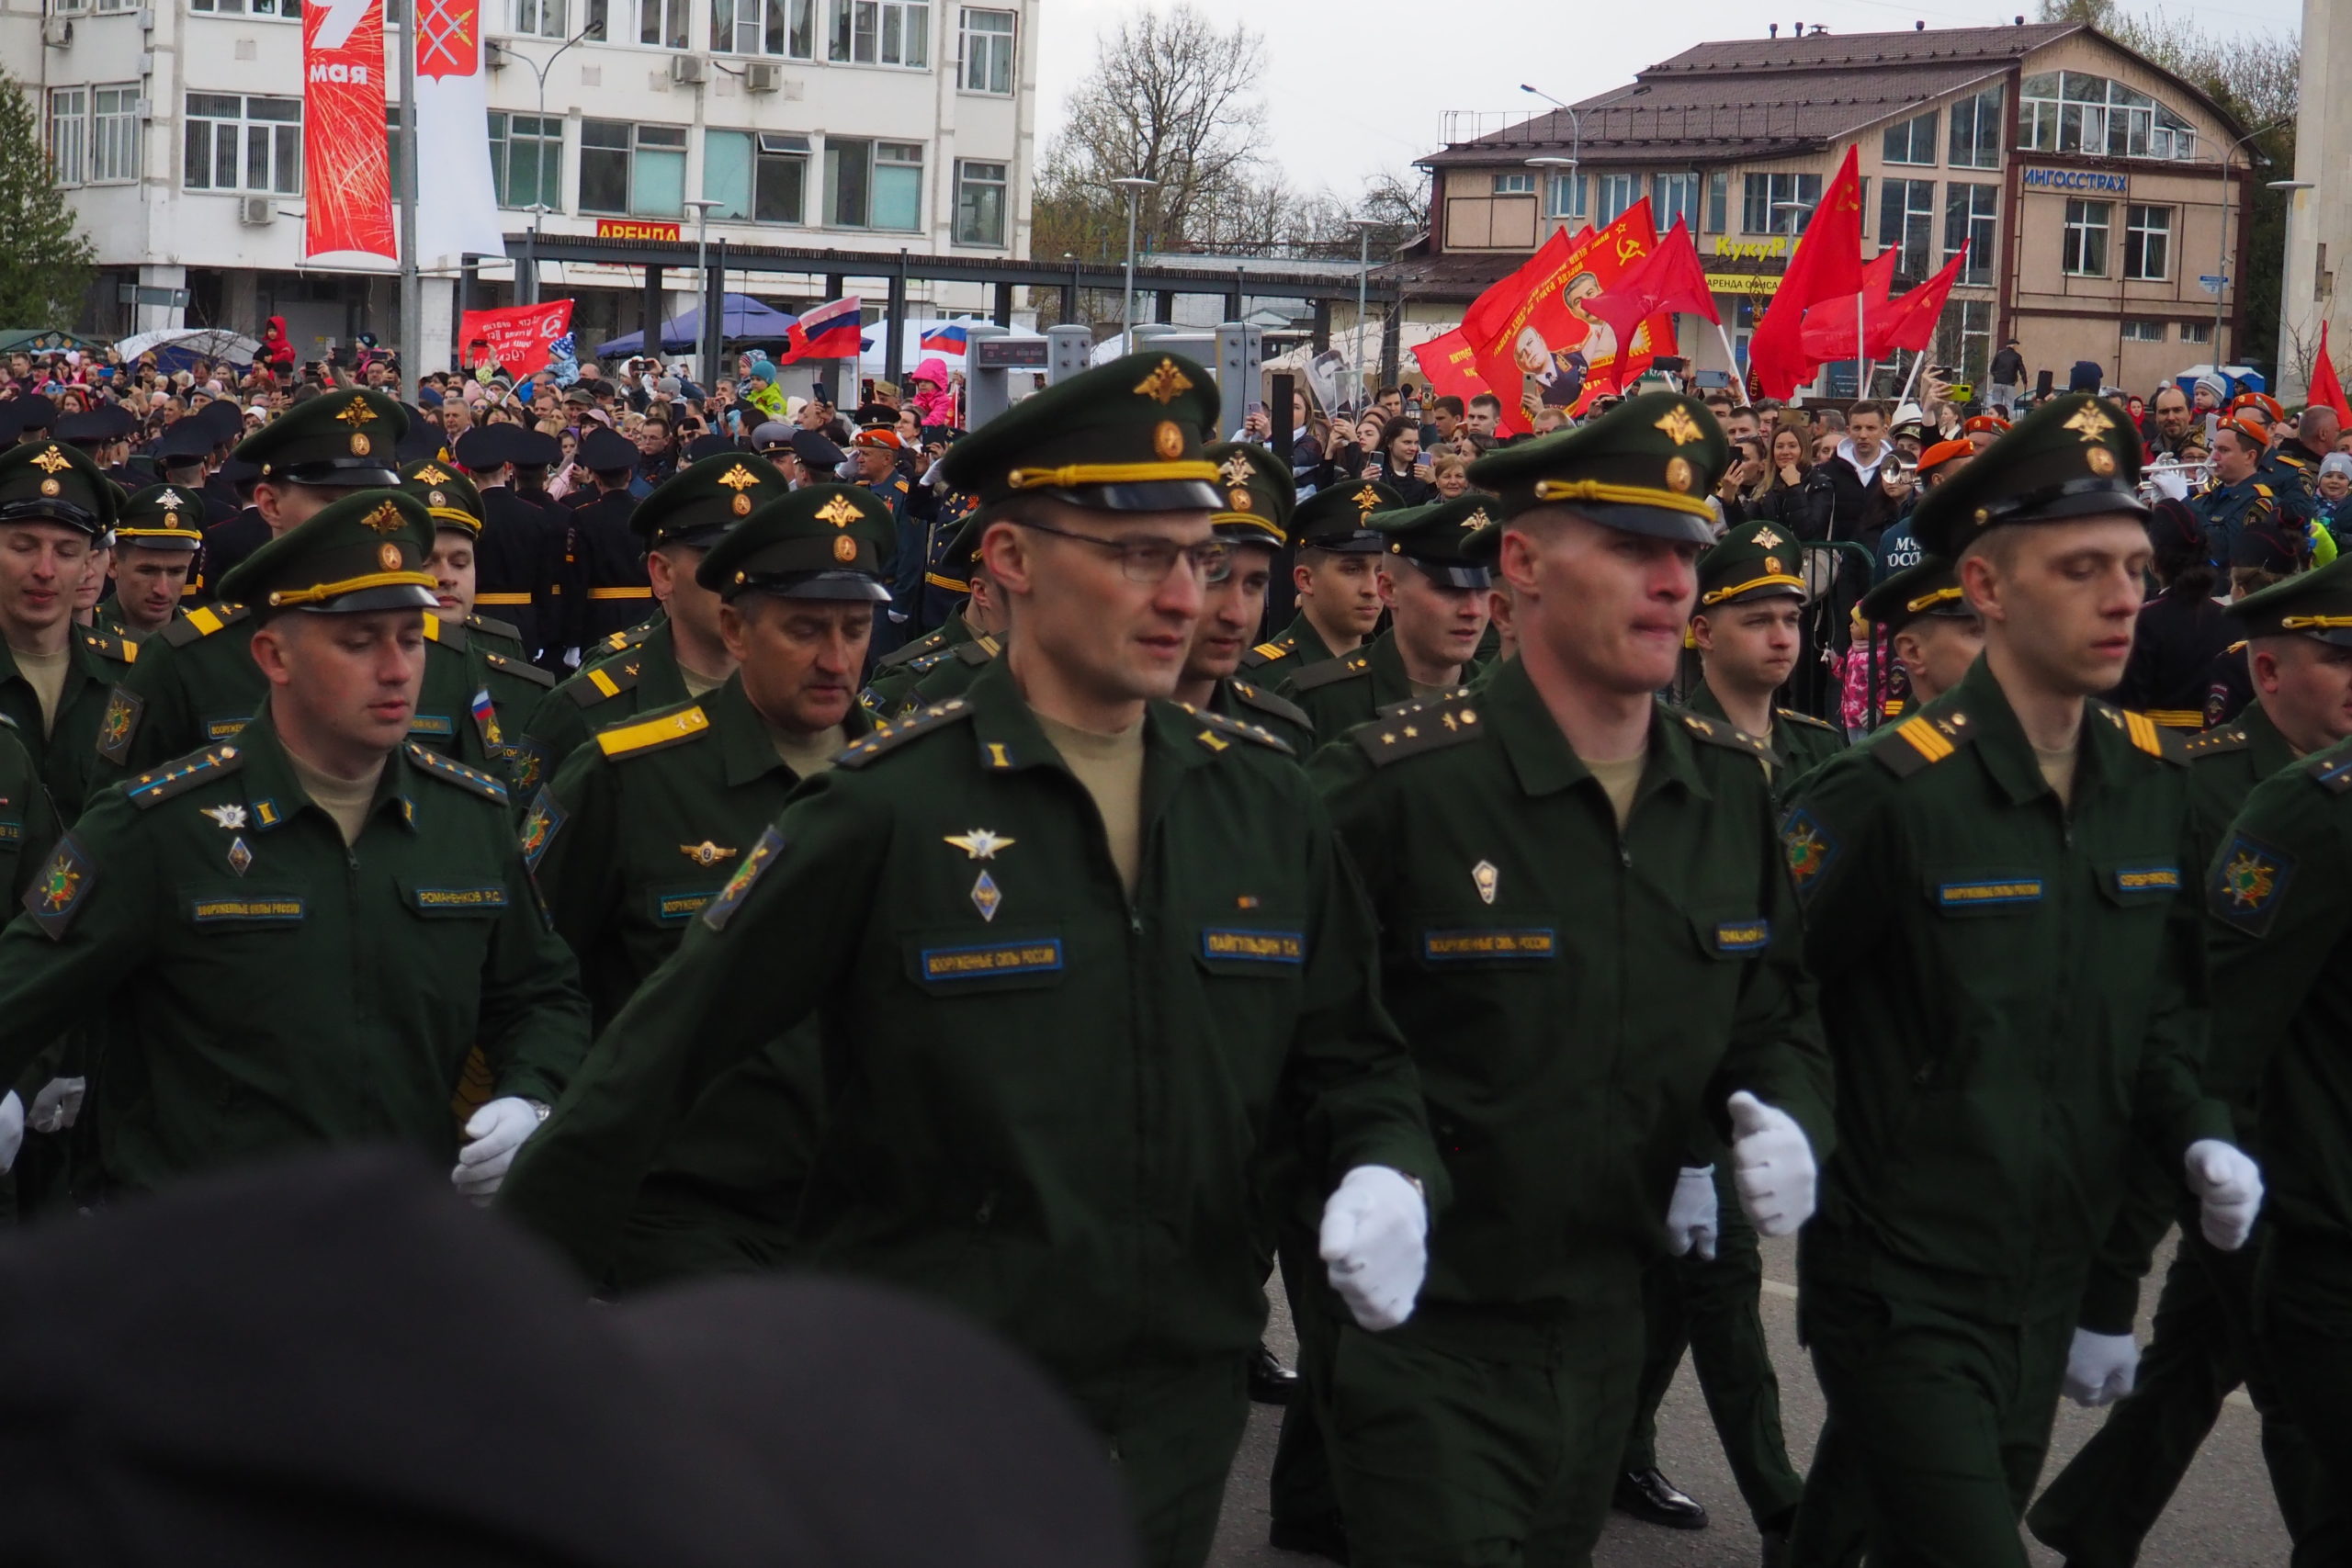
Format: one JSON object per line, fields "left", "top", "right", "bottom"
{"left": 500, "top": 353, "right": 1442, "bottom": 1568}
{"left": 1781, "top": 395, "right": 2263, "bottom": 1568}
{"left": 0, "top": 439, "right": 135, "bottom": 807}
{"left": 1299, "top": 393, "right": 1834, "bottom": 1568}
{"left": 0, "top": 491, "right": 587, "bottom": 1197}
{"left": 101, "top": 486, "right": 204, "bottom": 642}
{"left": 1238, "top": 479, "right": 1399, "bottom": 682}
{"left": 1684, "top": 521, "right": 1845, "bottom": 784}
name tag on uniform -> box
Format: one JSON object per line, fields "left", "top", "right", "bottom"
{"left": 203, "top": 716, "right": 252, "bottom": 740}
{"left": 1935, "top": 878, "right": 2044, "bottom": 909}
{"left": 656, "top": 890, "right": 716, "bottom": 923}
{"left": 1201, "top": 929, "right": 1304, "bottom": 964}
{"left": 1713, "top": 919, "right": 1771, "bottom": 954}
{"left": 190, "top": 896, "right": 305, "bottom": 924}
{"left": 407, "top": 714, "right": 455, "bottom": 739}
{"left": 406, "top": 885, "right": 508, "bottom": 914}
{"left": 0, "top": 818, "right": 22, "bottom": 846}
{"left": 2112, "top": 865, "right": 2180, "bottom": 894}
{"left": 921, "top": 940, "right": 1065, "bottom": 981}
{"left": 1422, "top": 928, "right": 1556, "bottom": 961}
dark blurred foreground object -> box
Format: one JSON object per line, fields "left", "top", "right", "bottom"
{"left": 0, "top": 1148, "right": 1137, "bottom": 1568}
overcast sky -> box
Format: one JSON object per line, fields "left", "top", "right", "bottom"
{"left": 1033, "top": 0, "right": 2305, "bottom": 200}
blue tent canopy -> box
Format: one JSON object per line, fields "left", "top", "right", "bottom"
{"left": 593, "top": 294, "right": 798, "bottom": 357}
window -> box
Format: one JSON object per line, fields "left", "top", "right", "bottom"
{"left": 1932, "top": 297, "right": 1994, "bottom": 386}
{"left": 94, "top": 0, "right": 136, "bottom": 16}
{"left": 1652, "top": 172, "right": 1699, "bottom": 231}
{"left": 385, "top": 103, "right": 406, "bottom": 201}
{"left": 2180, "top": 321, "right": 2212, "bottom": 344}
{"left": 2123, "top": 204, "right": 2171, "bottom": 281}
{"left": 639, "top": 0, "right": 686, "bottom": 47}
{"left": 1491, "top": 171, "right": 1534, "bottom": 196}
{"left": 514, "top": 0, "right": 603, "bottom": 38}
{"left": 1879, "top": 177, "right": 1934, "bottom": 276}
{"left": 2121, "top": 319, "right": 2165, "bottom": 342}
{"left": 190, "top": 0, "right": 300, "bottom": 17}
{"left": 829, "top": 0, "right": 928, "bottom": 66}
{"left": 953, "top": 158, "right": 1005, "bottom": 245}
{"left": 580, "top": 119, "right": 684, "bottom": 217}
{"left": 1594, "top": 172, "right": 1637, "bottom": 225}
{"left": 2063, "top": 198, "right": 2111, "bottom": 276}
{"left": 489, "top": 111, "right": 562, "bottom": 209}
{"left": 704, "top": 130, "right": 809, "bottom": 223}
{"left": 184, "top": 92, "right": 300, "bottom": 194}
{"left": 2019, "top": 72, "right": 2196, "bottom": 160}
{"left": 712, "top": 0, "right": 814, "bottom": 56}
{"left": 958, "top": 7, "right": 1012, "bottom": 94}
{"left": 1544, "top": 171, "right": 1585, "bottom": 220}
{"left": 1943, "top": 181, "right": 1996, "bottom": 284}
{"left": 46, "top": 88, "right": 85, "bottom": 187}
{"left": 1741, "top": 171, "right": 1821, "bottom": 235}
{"left": 91, "top": 85, "right": 139, "bottom": 183}
{"left": 1705, "top": 169, "right": 1727, "bottom": 233}
{"left": 1882, "top": 109, "right": 1939, "bottom": 166}
{"left": 1948, "top": 85, "right": 2003, "bottom": 169}
{"left": 824, "top": 137, "right": 922, "bottom": 229}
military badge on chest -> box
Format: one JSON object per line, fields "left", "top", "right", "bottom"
{"left": 945, "top": 828, "right": 1015, "bottom": 922}
{"left": 202, "top": 804, "right": 254, "bottom": 875}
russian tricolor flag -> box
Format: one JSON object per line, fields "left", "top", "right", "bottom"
{"left": 919, "top": 322, "right": 970, "bottom": 355}
{"left": 784, "top": 296, "right": 865, "bottom": 363}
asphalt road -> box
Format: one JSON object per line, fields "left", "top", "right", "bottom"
{"left": 1209, "top": 1231, "right": 2290, "bottom": 1567}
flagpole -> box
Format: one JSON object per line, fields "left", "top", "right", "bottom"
{"left": 1857, "top": 288, "right": 1867, "bottom": 400}
{"left": 1895, "top": 349, "right": 1926, "bottom": 410}
{"left": 1716, "top": 321, "right": 1750, "bottom": 404}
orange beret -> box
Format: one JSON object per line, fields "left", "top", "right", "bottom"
{"left": 1962, "top": 414, "right": 2010, "bottom": 434}
{"left": 1917, "top": 438, "right": 1973, "bottom": 475}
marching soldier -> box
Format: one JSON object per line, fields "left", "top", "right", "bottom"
{"left": 1277, "top": 496, "right": 1492, "bottom": 736}
{"left": 1781, "top": 395, "right": 2262, "bottom": 1568}
{"left": 0, "top": 438, "right": 137, "bottom": 809}
{"left": 1170, "top": 444, "right": 1313, "bottom": 754}
{"left": 100, "top": 486, "right": 204, "bottom": 642}
{"left": 1238, "top": 479, "right": 1397, "bottom": 681}
{"left": 567, "top": 427, "right": 654, "bottom": 652}
{"left": 1858, "top": 556, "right": 1984, "bottom": 710}
{"left": 862, "top": 513, "right": 1008, "bottom": 718}
{"left": 451, "top": 425, "right": 566, "bottom": 660}
{"left": 1684, "top": 520, "right": 1846, "bottom": 786}
{"left": 499, "top": 352, "right": 1443, "bottom": 1568}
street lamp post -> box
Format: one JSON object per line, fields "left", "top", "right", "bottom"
{"left": 1519, "top": 85, "right": 1583, "bottom": 175}
{"left": 684, "top": 197, "right": 722, "bottom": 384}
{"left": 498, "top": 17, "right": 603, "bottom": 307}
{"left": 1526, "top": 154, "right": 1577, "bottom": 235}
{"left": 2209, "top": 119, "right": 2292, "bottom": 364}
{"left": 1348, "top": 217, "right": 1381, "bottom": 404}
{"left": 1112, "top": 176, "right": 1158, "bottom": 354}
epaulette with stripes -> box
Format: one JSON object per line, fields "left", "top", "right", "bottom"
{"left": 950, "top": 634, "right": 1001, "bottom": 667}
{"left": 1776, "top": 707, "right": 1839, "bottom": 734}
{"left": 594, "top": 701, "right": 709, "bottom": 761}
{"left": 597, "top": 626, "right": 650, "bottom": 657}
{"left": 2093, "top": 702, "right": 2188, "bottom": 765}
{"left": 2182, "top": 725, "right": 2250, "bottom": 758}
{"left": 81, "top": 630, "right": 135, "bottom": 665}
{"left": 403, "top": 742, "right": 511, "bottom": 805}
{"left": 874, "top": 627, "right": 948, "bottom": 671}
{"left": 2308, "top": 750, "right": 2352, "bottom": 794}
{"left": 1676, "top": 709, "right": 1777, "bottom": 763}
{"left": 566, "top": 656, "right": 641, "bottom": 707}
{"left": 1351, "top": 692, "right": 1486, "bottom": 765}
{"left": 1229, "top": 680, "right": 1312, "bottom": 730}
{"left": 1289, "top": 651, "right": 1371, "bottom": 693}
{"left": 1178, "top": 704, "right": 1294, "bottom": 755}
{"left": 834, "top": 698, "right": 976, "bottom": 769}
{"left": 483, "top": 650, "right": 556, "bottom": 689}
{"left": 1871, "top": 709, "right": 1977, "bottom": 779}
{"left": 125, "top": 742, "right": 243, "bottom": 808}
{"left": 2143, "top": 708, "right": 2205, "bottom": 730}
{"left": 468, "top": 613, "right": 523, "bottom": 643}
{"left": 158, "top": 602, "right": 250, "bottom": 649}
{"left": 422, "top": 614, "right": 468, "bottom": 652}
{"left": 1238, "top": 636, "right": 1295, "bottom": 670}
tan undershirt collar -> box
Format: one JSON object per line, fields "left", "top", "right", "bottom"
{"left": 286, "top": 749, "right": 387, "bottom": 847}
{"left": 1035, "top": 710, "right": 1147, "bottom": 897}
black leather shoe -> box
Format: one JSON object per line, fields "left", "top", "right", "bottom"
{"left": 1268, "top": 1513, "right": 1349, "bottom": 1562}
{"left": 1612, "top": 1467, "right": 1709, "bottom": 1530}
{"left": 1759, "top": 1525, "right": 1790, "bottom": 1567}
{"left": 1250, "top": 1340, "right": 1299, "bottom": 1404}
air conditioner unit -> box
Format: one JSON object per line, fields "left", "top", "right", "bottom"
{"left": 743, "top": 61, "right": 781, "bottom": 93}
{"left": 40, "top": 17, "right": 71, "bottom": 45}
{"left": 484, "top": 37, "right": 514, "bottom": 68}
{"left": 669, "top": 52, "right": 707, "bottom": 85}
{"left": 239, "top": 196, "right": 275, "bottom": 226}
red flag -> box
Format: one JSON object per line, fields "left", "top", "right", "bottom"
{"left": 2312, "top": 321, "right": 2352, "bottom": 425}
{"left": 1746, "top": 147, "right": 1867, "bottom": 400}
{"left": 1410, "top": 327, "right": 1493, "bottom": 407}
{"left": 457, "top": 300, "right": 574, "bottom": 378}
{"left": 1464, "top": 202, "right": 1666, "bottom": 433}
{"left": 1799, "top": 248, "right": 1899, "bottom": 364}
{"left": 1581, "top": 219, "right": 1720, "bottom": 393}
{"left": 783, "top": 297, "right": 865, "bottom": 363}
{"left": 301, "top": 0, "right": 395, "bottom": 259}
{"left": 1875, "top": 244, "right": 1971, "bottom": 357}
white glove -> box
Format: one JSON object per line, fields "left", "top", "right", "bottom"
{"left": 0, "top": 1092, "right": 22, "bottom": 1175}
{"left": 2150, "top": 466, "right": 2190, "bottom": 502}
{"left": 1318, "top": 1165, "right": 1428, "bottom": 1332}
{"left": 2062, "top": 1327, "right": 2139, "bottom": 1407}
{"left": 2185, "top": 1139, "right": 2263, "bottom": 1252}
{"left": 1728, "top": 1091, "right": 1817, "bottom": 1237}
{"left": 28, "top": 1077, "right": 85, "bottom": 1134}
{"left": 451, "top": 1096, "right": 545, "bottom": 1205}
{"left": 1666, "top": 1166, "right": 1719, "bottom": 1260}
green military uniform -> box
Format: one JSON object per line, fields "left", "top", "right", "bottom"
{"left": 2030, "top": 563, "right": 2352, "bottom": 1566}
{"left": 515, "top": 455, "right": 786, "bottom": 786}
{"left": 0, "top": 440, "right": 138, "bottom": 808}
{"left": 1782, "top": 397, "right": 2236, "bottom": 1568}
{"left": 1238, "top": 479, "right": 1398, "bottom": 681}
{"left": 527, "top": 483, "right": 891, "bottom": 1288}
{"left": 0, "top": 490, "right": 588, "bottom": 1195}
{"left": 1301, "top": 396, "right": 1834, "bottom": 1567}
{"left": 103, "top": 481, "right": 207, "bottom": 643}
{"left": 501, "top": 353, "right": 1442, "bottom": 1568}
{"left": 1682, "top": 521, "right": 1847, "bottom": 792}
{"left": 863, "top": 512, "right": 1003, "bottom": 719}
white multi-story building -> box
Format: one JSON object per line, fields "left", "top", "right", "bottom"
{"left": 6, "top": 0, "right": 1038, "bottom": 362}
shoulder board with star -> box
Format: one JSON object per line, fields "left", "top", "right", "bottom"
{"left": 1227, "top": 679, "right": 1313, "bottom": 731}
{"left": 1776, "top": 707, "right": 1840, "bottom": 734}
{"left": 835, "top": 699, "right": 977, "bottom": 770}
{"left": 404, "top": 742, "right": 511, "bottom": 805}
{"left": 482, "top": 649, "right": 557, "bottom": 689}
{"left": 594, "top": 700, "right": 710, "bottom": 761}
{"left": 2183, "top": 724, "right": 2251, "bottom": 758}
{"left": 124, "top": 742, "right": 246, "bottom": 809}
{"left": 1871, "top": 708, "right": 1978, "bottom": 779}
{"left": 467, "top": 612, "right": 523, "bottom": 644}
{"left": 81, "top": 629, "right": 136, "bottom": 665}
{"left": 1288, "top": 651, "right": 1373, "bottom": 694}
{"left": 1374, "top": 688, "right": 1468, "bottom": 723}
{"left": 1351, "top": 692, "right": 1487, "bottom": 766}
{"left": 422, "top": 613, "right": 468, "bottom": 653}
{"left": 566, "top": 656, "right": 642, "bottom": 707}
{"left": 1674, "top": 708, "right": 1776, "bottom": 765}
{"left": 875, "top": 626, "right": 948, "bottom": 671}
{"left": 2090, "top": 701, "right": 2188, "bottom": 765}
{"left": 1182, "top": 705, "right": 1294, "bottom": 756}
{"left": 2306, "top": 750, "right": 2352, "bottom": 794}
{"left": 158, "top": 602, "right": 250, "bottom": 649}
{"left": 1238, "top": 637, "right": 1295, "bottom": 671}
{"left": 902, "top": 649, "right": 955, "bottom": 676}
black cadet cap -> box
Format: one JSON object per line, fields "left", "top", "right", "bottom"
{"left": 2227, "top": 553, "right": 2352, "bottom": 645}
{"left": 1859, "top": 555, "right": 1973, "bottom": 634}
{"left": 1696, "top": 520, "right": 1807, "bottom": 610}
{"left": 509, "top": 428, "right": 563, "bottom": 468}
{"left": 695, "top": 482, "right": 896, "bottom": 603}
{"left": 790, "top": 429, "right": 845, "bottom": 472}
{"left": 631, "top": 451, "right": 787, "bottom": 549}
{"left": 1203, "top": 441, "right": 1295, "bottom": 547}
{"left": 401, "top": 458, "right": 485, "bottom": 536}
{"left": 684, "top": 432, "right": 737, "bottom": 464}
{"left": 233, "top": 388, "right": 406, "bottom": 489}
{"left": 216, "top": 489, "right": 439, "bottom": 614}
{"left": 1466, "top": 391, "right": 1727, "bottom": 546}
{"left": 57, "top": 404, "right": 137, "bottom": 446}
{"left": 151, "top": 419, "right": 217, "bottom": 465}
{"left": 0, "top": 439, "right": 118, "bottom": 538}
{"left": 941, "top": 350, "right": 1222, "bottom": 513}
{"left": 112, "top": 483, "right": 207, "bottom": 552}
{"left": 6, "top": 394, "right": 57, "bottom": 436}
{"left": 1292, "top": 479, "right": 1403, "bottom": 554}
{"left": 1374, "top": 492, "right": 1500, "bottom": 588}
{"left": 2232, "top": 519, "right": 2309, "bottom": 574}
{"left": 451, "top": 423, "right": 518, "bottom": 472}
{"left": 578, "top": 426, "right": 639, "bottom": 473}
{"left": 196, "top": 397, "right": 248, "bottom": 444}
{"left": 1909, "top": 392, "right": 2147, "bottom": 559}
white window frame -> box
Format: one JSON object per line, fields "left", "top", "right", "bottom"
{"left": 2063, "top": 197, "right": 2112, "bottom": 276}
{"left": 704, "top": 129, "right": 811, "bottom": 223}
{"left": 953, "top": 156, "right": 1006, "bottom": 246}
{"left": 1880, "top": 176, "right": 1934, "bottom": 276}
{"left": 712, "top": 0, "right": 815, "bottom": 57}
{"left": 829, "top": 0, "right": 929, "bottom": 67}
{"left": 956, "top": 6, "right": 1012, "bottom": 95}
{"left": 1882, "top": 109, "right": 1939, "bottom": 167}
{"left": 183, "top": 91, "right": 301, "bottom": 195}
{"left": 2123, "top": 204, "right": 2171, "bottom": 282}
{"left": 1651, "top": 172, "right": 1699, "bottom": 231}
{"left": 2120, "top": 320, "right": 2165, "bottom": 343}
{"left": 1944, "top": 181, "right": 1996, "bottom": 285}
{"left": 2180, "top": 321, "right": 2212, "bottom": 345}
{"left": 1947, "top": 86, "right": 2003, "bottom": 170}
{"left": 1741, "top": 171, "right": 1820, "bottom": 235}
{"left": 47, "top": 87, "right": 86, "bottom": 187}
{"left": 639, "top": 0, "right": 687, "bottom": 47}
{"left": 1544, "top": 170, "right": 1586, "bottom": 220}
{"left": 1594, "top": 172, "right": 1637, "bottom": 225}
{"left": 90, "top": 83, "right": 141, "bottom": 184}
{"left": 1491, "top": 171, "right": 1533, "bottom": 197}
{"left": 489, "top": 110, "right": 564, "bottom": 210}
{"left": 823, "top": 135, "right": 923, "bottom": 230}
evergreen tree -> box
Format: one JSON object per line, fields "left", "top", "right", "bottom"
{"left": 0, "top": 68, "right": 97, "bottom": 329}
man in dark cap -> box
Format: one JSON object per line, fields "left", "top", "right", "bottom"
{"left": 1859, "top": 555, "right": 1983, "bottom": 711}
{"left": 453, "top": 424, "right": 568, "bottom": 660}
{"left": 101, "top": 484, "right": 205, "bottom": 642}
{"left": 1277, "top": 495, "right": 1492, "bottom": 736}
{"left": 1238, "top": 479, "right": 1398, "bottom": 682}
{"left": 56, "top": 403, "right": 140, "bottom": 485}
{"left": 1295, "top": 393, "right": 1829, "bottom": 1568}
{"left": 150, "top": 418, "right": 238, "bottom": 528}
{"left": 568, "top": 426, "right": 655, "bottom": 652}
{"left": 1685, "top": 520, "right": 1846, "bottom": 785}
{"left": 526, "top": 484, "right": 895, "bottom": 1287}
{"left": 501, "top": 352, "right": 1442, "bottom": 1568}
{"left": 0, "top": 491, "right": 587, "bottom": 1197}
{"left": 1171, "top": 443, "right": 1313, "bottom": 753}
{"left": 859, "top": 511, "right": 1006, "bottom": 717}
{"left": 1780, "top": 395, "right": 2262, "bottom": 1568}
{"left": 198, "top": 457, "right": 269, "bottom": 591}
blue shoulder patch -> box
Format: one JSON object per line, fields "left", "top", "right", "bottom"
{"left": 2211, "top": 831, "right": 2296, "bottom": 937}
{"left": 23, "top": 834, "right": 96, "bottom": 940}
{"left": 1779, "top": 807, "right": 1839, "bottom": 902}
{"left": 518, "top": 787, "right": 565, "bottom": 871}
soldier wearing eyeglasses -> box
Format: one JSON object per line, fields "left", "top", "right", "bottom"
{"left": 499, "top": 352, "right": 1443, "bottom": 1568}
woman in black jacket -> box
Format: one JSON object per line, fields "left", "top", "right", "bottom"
{"left": 1363, "top": 415, "right": 1436, "bottom": 505}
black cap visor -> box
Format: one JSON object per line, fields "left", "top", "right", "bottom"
{"left": 0, "top": 499, "right": 104, "bottom": 536}
{"left": 269, "top": 459, "right": 406, "bottom": 489}
{"left": 735, "top": 570, "right": 893, "bottom": 604}
{"left": 295, "top": 583, "right": 441, "bottom": 614}
{"left": 1030, "top": 479, "right": 1222, "bottom": 513}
